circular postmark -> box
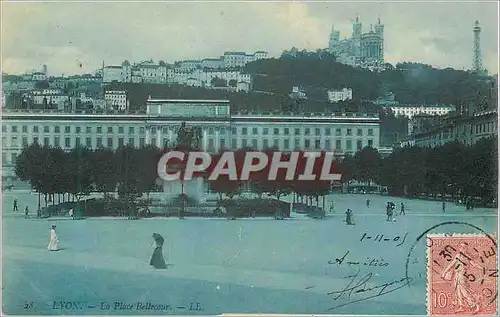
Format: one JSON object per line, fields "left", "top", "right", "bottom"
{"left": 405, "top": 221, "right": 497, "bottom": 310}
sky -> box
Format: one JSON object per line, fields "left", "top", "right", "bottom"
{"left": 1, "top": 1, "right": 499, "bottom": 76}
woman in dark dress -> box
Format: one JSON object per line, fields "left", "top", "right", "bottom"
{"left": 150, "top": 233, "right": 167, "bottom": 269}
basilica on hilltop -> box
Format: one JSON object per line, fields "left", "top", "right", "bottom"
{"left": 328, "top": 15, "right": 385, "bottom": 71}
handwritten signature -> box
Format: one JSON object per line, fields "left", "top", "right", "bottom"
{"left": 325, "top": 270, "right": 412, "bottom": 311}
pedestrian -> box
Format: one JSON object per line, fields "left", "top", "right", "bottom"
{"left": 68, "top": 208, "right": 74, "bottom": 219}
{"left": 345, "top": 209, "right": 353, "bottom": 225}
{"left": 386, "top": 203, "right": 394, "bottom": 221}
{"left": 150, "top": 233, "right": 167, "bottom": 269}
{"left": 442, "top": 201, "right": 446, "bottom": 213}
{"left": 366, "top": 199, "right": 370, "bottom": 208}
{"left": 24, "top": 206, "right": 29, "bottom": 219}
{"left": 13, "top": 198, "right": 18, "bottom": 212}
{"left": 400, "top": 202, "right": 405, "bottom": 215}
{"left": 330, "top": 200, "right": 335, "bottom": 213}
{"left": 47, "top": 225, "right": 59, "bottom": 251}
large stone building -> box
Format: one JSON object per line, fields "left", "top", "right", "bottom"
{"left": 389, "top": 104, "right": 456, "bottom": 118}
{"left": 102, "top": 60, "right": 167, "bottom": 84}
{"left": 328, "top": 16, "right": 385, "bottom": 71}
{"left": 401, "top": 109, "right": 497, "bottom": 148}
{"left": 1, "top": 99, "right": 380, "bottom": 174}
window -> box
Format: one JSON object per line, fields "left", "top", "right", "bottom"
{"left": 97, "top": 127, "right": 103, "bottom": 134}
{"left": 76, "top": 137, "right": 81, "bottom": 147}
{"left": 274, "top": 128, "right": 279, "bottom": 135}
{"left": 22, "top": 126, "right": 28, "bottom": 133}
{"left": 231, "top": 139, "right": 237, "bottom": 149}
{"left": 315, "top": 128, "right": 320, "bottom": 136}
{"left": 368, "top": 128, "right": 373, "bottom": 136}
{"left": 336, "top": 128, "right": 341, "bottom": 136}
{"left": 305, "top": 128, "right": 310, "bottom": 135}
{"left": 220, "top": 128, "right": 226, "bottom": 135}
{"left": 231, "top": 127, "right": 237, "bottom": 135}
{"left": 315, "top": 139, "right": 321, "bottom": 149}
{"left": 284, "top": 128, "right": 290, "bottom": 136}
{"left": 33, "top": 126, "right": 39, "bottom": 133}
{"left": 325, "top": 128, "right": 331, "bottom": 136}
{"left": 86, "top": 137, "right": 92, "bottom": 148}
{"left": 22, "top": 137, "right": 28, "bottom": 146}
{"left": 54, "top": 137, "right": 60, "bottom": 147}
{"left": 252, "top": 128, "right": 258, "bottom": 135}
{"left": 139, "top": 138, "right": 145, "bottom": 147}
{"left": 128, "top": 138, "right": 134, "bottom": 147}
{"left": 86, "top": 127, "right": 92, "bottom": 134}
{"left": 263, "top": 128, "right": 269, "bottom": 135}
{"left": 294, "top": 138, "right": 300, "bottom": 149}
{"left": 346, "top": 140, "right": 352, "bottom": 150}
{"left": 140, "top": 127, "right": 145, "bottom": 134}
{"left": 44, "top": 137, "right": 49, "bottom": 146}
{"left": 161, "top": 127, "right": 167, "bottom": 134}
{"left": 11, "top": 137, "right": 18, "bottom": 147}
{"left": 241, "top": 139, "right": 248, "bottom": 147}
{"left": 240, "top": 128, "right": 247, "bottom": 135}
{"left": 294, "top": 128, "right": 300, "bottom": 136}
{"left": 346, "top": 129, "right": 352, "bottom": 136}
{"left": 304, "top": 139, "right": 311, "bottom": 149}
{"left": 65, "top": 138, "right": 71, "bottom": 148}
{"left": 11, "top": 153, "right": 17, "bottom": 163}
{"left": 263, "top": 139, "right": 269, "bottom": 148}
{"left": 357, "top": 140, "right": 363, "bottom": 150}
{"left": 76, "top": 126, "right": 81, "bottom": 134}
{"left": 117, "top": 127, "right": 123, "bottom": 134}
{"left": 220, "top": 139, "right": 226, "bottom": 149}
{"left": 151, "top": 138, "right": 156, "bottom": 146}
{"left": 368, "top": 139, "right": 373, "bottom": 147}
{"left": 65, "top": 126, "right": 71, "bottom": 133}
{"left": 273, "top": 139, "right": 279, "bottom": 148}
{"left": 357, "top": 129, "right": 363, "bottom": 136}
{"left": 107, "top": 138, "right": 113, "bottom": 148}
{"left": 252, "top": 139, "right": 258, "bottom": 148}
{"left": 325, "top": 140, "right": 331, "bottom": 149}
{"left": 208, "top": 128, "right": 214, "bottom": 135}
{"left": 2, "top": 125, "right": 6, "bottom": 133}
{"left": 33, "top": 137, "right": 39, "bottom": 144}
{"left": 108, "top": 127, "right": 113, "bottom": 133}
{"left": 284, "top": 139, "right": 290, "bottom": 149}
{"left": 97, "top": 137, "right": 102, "bottom": 147}
{"left": 12, "top": 126, "right": 18, "bottom": 133}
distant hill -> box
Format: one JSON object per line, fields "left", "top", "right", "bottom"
{"left": 244, "top": 56, "right": 497, "bottom": 108}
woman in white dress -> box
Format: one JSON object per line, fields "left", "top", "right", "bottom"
{"left": 47, "top": 225, "right": 59, "bottom": 251}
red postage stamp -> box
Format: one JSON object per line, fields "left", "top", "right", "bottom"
{"left": 427, "top": 234, "right": 497, "bottom": 316}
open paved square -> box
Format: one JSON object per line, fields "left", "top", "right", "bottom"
{"left": 2, "top": 191, "right": 497, "bottom": 315}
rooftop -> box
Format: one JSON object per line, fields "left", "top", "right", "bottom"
{"left": 147, "top": 99, "right": 231, "bottom": 104}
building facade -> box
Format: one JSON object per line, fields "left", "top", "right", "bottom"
{"left": 222, "top": 51, "right": 268, "bottom": 68}
{"left": 328, "top": 16, "right": 384, "bottom": 71}
{"left": 389, "top": 104, "right": 455, "bottom": 118}
{"left": 327, "top": 88, "right": 353, "bottom": 103}
{"left": 102, "top": 60, "right": 167, "bottom": 84}
{"left": 404, "top": 109, "right": 497, "bottom": 148}
{"left": 104, "top": 90, "right": 128, "bottom": 111}
{"left": 1, "top": 99, "right": 380, "bottom": 170}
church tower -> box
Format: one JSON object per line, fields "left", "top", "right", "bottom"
{"left": 352, "top": 15, "right": 362, "bottom": 39}
{"left": 374, "top": 16, "right": 385, "bottom": 63}
{"left": 329, "top": 25, "right": 340, "bottom": 52}
{"left": 352, "top": 15, "right": 362, "bottom": 58}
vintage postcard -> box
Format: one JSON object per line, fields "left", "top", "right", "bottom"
{"left": 1, "top": 1, "right": 498, "bottom": 316}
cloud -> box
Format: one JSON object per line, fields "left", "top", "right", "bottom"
{"left": 1, "top": 1, "right": 498, "bottom": 75}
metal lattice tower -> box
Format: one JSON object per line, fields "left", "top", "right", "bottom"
{"left": 472, "top": 20, "right": 483, "bottom": 72}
